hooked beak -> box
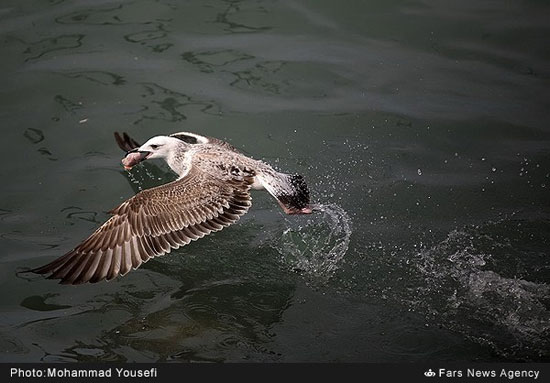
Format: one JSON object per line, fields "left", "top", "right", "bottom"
{"left": 122, "top": 149, "right": 151, "bottom": 170}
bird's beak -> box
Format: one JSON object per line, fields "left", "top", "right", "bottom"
{"left": 122, "top": 149, "right": 151, "bottom": 170}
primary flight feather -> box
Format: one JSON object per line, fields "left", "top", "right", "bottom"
{"left": 32, "top": 132, "right": 312, "bottom": 285}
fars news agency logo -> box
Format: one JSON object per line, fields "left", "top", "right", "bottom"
{"left": 424, "top": 369, "right": 436, "bottom": 378}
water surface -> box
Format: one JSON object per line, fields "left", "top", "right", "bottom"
{"left": 1, "top": 0, "right": 549, "bottom": 362}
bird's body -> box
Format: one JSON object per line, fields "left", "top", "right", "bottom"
{"left": 32, "top": 132, "right": 312, "bottom": 285}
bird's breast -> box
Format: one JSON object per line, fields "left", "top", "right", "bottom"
{"left": 251, "top": 176, "right": 265, "bottom": 190}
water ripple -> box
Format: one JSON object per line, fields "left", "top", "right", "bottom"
{"left": 23, "top": 34, "right": 84, "bottom": 62}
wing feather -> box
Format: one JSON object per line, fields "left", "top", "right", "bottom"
{"left": 114, "top": 132, "right": 141, "bottom": 152}
{"left": 32, "top": 166, "right": 253, "bottom": 284}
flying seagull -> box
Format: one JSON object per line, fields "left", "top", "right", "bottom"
{"left": 32, "top": 131, "right": 312, "bottom": 285}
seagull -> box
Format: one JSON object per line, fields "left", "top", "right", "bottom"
{"left": 31, "top": 131, "right": 312, "bottom": 285}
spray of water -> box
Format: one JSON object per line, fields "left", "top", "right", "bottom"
{"left": 411, "top": 223, "right": 550, "bottom": 360}
{"left": 270, "top": 203, "right": 352, "bottom": 282}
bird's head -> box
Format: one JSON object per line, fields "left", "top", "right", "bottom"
{"left": 121, "top": 135, "right": 187, "bottom": 170}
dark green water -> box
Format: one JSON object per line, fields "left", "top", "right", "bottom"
{"left": 1, "top": 0, "right": 549, "bottom": 362}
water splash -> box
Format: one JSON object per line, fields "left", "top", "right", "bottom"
{"left": 411, "top": 222, "right": 550, "bottom": 360}
{"left": 270, "top": 203, "right": 352, "bottom": 282}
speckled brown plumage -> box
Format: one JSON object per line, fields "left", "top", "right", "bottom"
{"left": 32, "top": 167, "right": 253, "bottom": 284}
{"left": 32, "top": 131, "right": 311, "bottom": 285}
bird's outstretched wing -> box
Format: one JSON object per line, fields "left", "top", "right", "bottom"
{"left": 32, "top": 166, "right": 253, "bottom": 285}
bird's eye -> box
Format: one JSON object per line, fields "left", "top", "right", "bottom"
{"left": 150, "top": 144, "right": 160, "bottom": 149}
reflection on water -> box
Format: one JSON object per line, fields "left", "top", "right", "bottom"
{"left": 23, "top": 128, "right": 45, "bottom": 144}
{"left": 61, "top": 71, "right": 126, "bottom": 86}
{"left": 132, "top": 82, "right": 220, "bottom": 124}
{"left": 214, "top": 0, "right": 271, "bottom": 34}
{"left": 23, "top": 34, "right": 85, "bottom": 62}
{"left": 182, "top": 49, "right": 255, "bottom": 73}
{"left": 20, "top": 294, "right": 72, "bottom": 312}
{"left": 53, "top": 94, "right": 83, "bottom": 113}
{"left": 61, "top": 206, "right": 100, "bottom": 224}
{"left": 55, "top": 4, "right": 125, "bottom": 25}
{"left": 10, "top": 237, "right": 298, "bottom": 362}
{"left": 0, "top": 0, "right": 549, "bottom": 363}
